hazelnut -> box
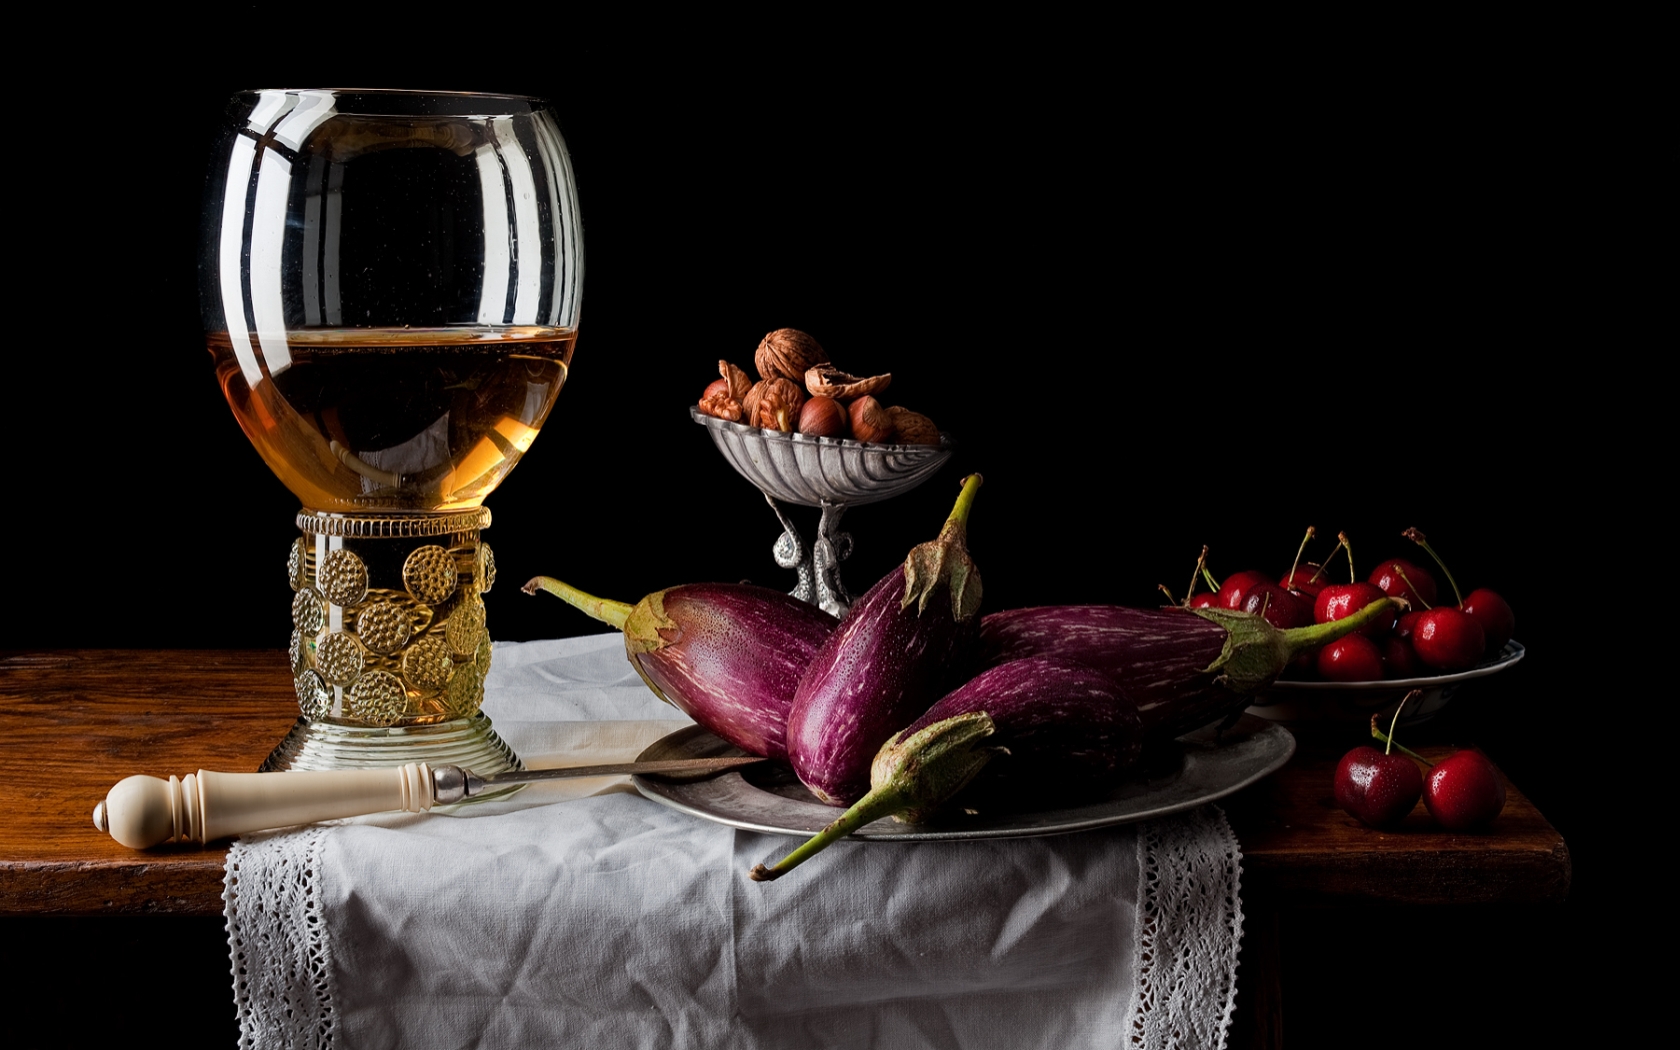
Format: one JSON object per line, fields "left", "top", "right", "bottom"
{"left": 755, "top": 328, "right": 830, "bottom": 381}
{"left": 746, "top": 377, "right": 806, "bottom": 432}
{"left": 848, "top": 396, "right": 895, "bottom": 443}
{"left": 886, "top": 406, "right": 941, "bottom": 446}
{"left": 805, "top": 364, "right": 892, "bottom": 401}
{"left": 798, "top": 396, "right": 849, "bottom": 438}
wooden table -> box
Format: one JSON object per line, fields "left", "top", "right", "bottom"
{"left": 0, "top": 650, "right": 1570, "bottom": 1047}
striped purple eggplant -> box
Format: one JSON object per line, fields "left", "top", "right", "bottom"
{"left": 979, "top": 600, "right": 1398, "bottom": 740}
{"left": 524, "top": 576, "right": 837, "bottom": 760}
{"left": 751, "top": 656, "right": 1142, "bottom": 882}
{"left": 786, "top": 474, "right": 985, "bottom": 806}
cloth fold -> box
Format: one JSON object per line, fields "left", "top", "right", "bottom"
{"left": 227, "top": 634, "right": 1243, "bottom": 1050}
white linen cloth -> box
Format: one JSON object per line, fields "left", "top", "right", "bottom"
{"left": 226, "top": 635, "right": 1244, "bottom": 1049}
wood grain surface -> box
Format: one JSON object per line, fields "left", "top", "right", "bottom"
{"left": 0, "top": 651, "right": 1570, "bottom": 917}
{"left": 0, "top": 650, "right": 297, "bottom": 916}
{"left": 1227, "top": 739, "right": 1571, "bottom": 906}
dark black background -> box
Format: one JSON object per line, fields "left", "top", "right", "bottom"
{"left": 6, "top": 45, "right": 1620, "bottom": 1046}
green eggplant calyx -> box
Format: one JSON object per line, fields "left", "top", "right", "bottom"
{"left": 749, "top": 712, "right": 999, "bottom": 883}
{"left": 902, "top": 474, "right": 985, "bottom": 621}
{"left": 622, "top": 590, "right": 681, "bottom": 656}
{"left": 524, "top": 576, "right": 633, "bottom": 630}
{"left": 872, "top": 712, "right": 1000, "bottom": 824}
{"left": 1190, "top": 608, "right": 1296, "bottom": 694}
{"left": 1191, "top": 597, "right": 1401, "bottom": 694}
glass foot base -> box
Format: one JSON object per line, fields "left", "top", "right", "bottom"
{"left": 260, "top": 713, "right": 523, "bottom": 786}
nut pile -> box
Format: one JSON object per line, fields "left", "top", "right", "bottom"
{"left": 696, "top": 328, "right": 942, "bottom": 446}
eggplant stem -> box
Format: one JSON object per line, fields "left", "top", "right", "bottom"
{"left": 939, "top": 473, "right": 984, "bottom": 543}
{"left": 1276, "top": 596, "right": 1399, "bottom": 651}
{"left": 522, "top": 576, "right": 633, "bottom": 630}
{"left": 749, "top": 783, "right": 910, "bottom": 882}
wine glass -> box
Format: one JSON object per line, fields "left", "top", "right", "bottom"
{"left": 200, "top": 89, "right": 582, "bottom": 773}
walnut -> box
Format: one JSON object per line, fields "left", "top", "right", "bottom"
{"left": 698, "top": 394, "right": 742, "bottom": 422}
{"left": 719, "top": 360, "right": 752, "bottom": 400}
{"left": 744, "top": 377, "right": 806, "bottom": 432}
{"left": 886, "top": 406, "right": 940, "bottom": 445}
{"left": 698, "top": 379, "right": 743, "bottom": 422}
{"left": 805, "top": 364, "right": 892, "bottom": 401}
{"left": 848, "top": 396, "right": 895, "bottom": 443}
{"left": 755, "top": 328, "right": 829, "bottom": 381}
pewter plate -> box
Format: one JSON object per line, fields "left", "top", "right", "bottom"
{"left": 632, "top": 715, "right": 1295, "bottom": 841}
{"left": 1246, "top": 640, "right": 1525, "bottom": 725}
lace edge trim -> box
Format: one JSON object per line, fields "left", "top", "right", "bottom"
{"left": 1125, "top": 804, "right": 1246, "bottom": 1050}
{"left": 225, "top": 826, "right": 338, "bottom": 1049}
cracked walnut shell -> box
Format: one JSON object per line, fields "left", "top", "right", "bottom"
{"left": 805, "top": 364, "right": 892, "bottom": 401}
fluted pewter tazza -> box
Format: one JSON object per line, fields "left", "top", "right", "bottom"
{"left": 691, "top": 406, "right": 953, "bottom": 507}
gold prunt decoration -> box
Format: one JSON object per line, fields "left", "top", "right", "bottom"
{"left": 285, "top": 508, "right": 496, "bottom": 729}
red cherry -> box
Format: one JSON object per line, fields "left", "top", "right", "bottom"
{"left": 1335, "top": 746, "right": 1424, "bottom": 827}
{"left": 1381, "top": 635, "right": 1424, "bottom": 678}
{"left": 1314, "top": 582, "right": 1394, "bottom": 638}
{"left": 1411, "top": 607, "right": 1486, "bottom": 672}
{"left": 1280, "top": 565, "right": 1328, "bottom": 599}
{"left": 1318, "top": 634, "right": 1385, "bottom": 681}
{"left": 1216, "top": 570, "right": 1272, "bottom": 610}
{"left": 1460, "top": 587, "right": 1515, "bottom": 653}
{"left": 1393, "top": 609, "right": 1424, "bottom": 641}
{"left": 1367, "top": 558, "right": 1438, "bottom": 608}
{"left": 1187, "top": 592, "right": 1219, "bottom": 609}
{"left": 1240, "top": 583, "right": 1315, "bottom": 630}
{"left": 1423, "top": 750, "right": 1506, "bottom": 830}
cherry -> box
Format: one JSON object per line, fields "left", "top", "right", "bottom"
{"left": 1314, "top": 582, "right": 1394, "bottom": 638}
{"left": 1411, "top": 607, "right": 1487, "bottom": 672}
{"left": 1461, "top": 587, "right": 1516, "bottom": 654}
{"left": 1318, "top": 634, "right": 1385, "bottom": 681}
{"left": 1423, "top": 750, "right": 1506, "bottom": 830}
{"left": 1335, "top": 747, "right": 1423, "bottom": 827}
{"left": 1216, "top": 570, "right": 1272, "bottom": 610}
{"left": 1393, "top": 609, "right": 1424, "bottom": 640}
{"left": 1368, "top": 558, "right": 1438, "bottom": 608}
{"left": 1380, "top": 635, "right": 1424, "bottom": 678}
{"left": 1280, "top": 565, "right": 1328, "bottom": 599}
{"left": 1240, "top": 583, "right": 1315, "bottom": 630}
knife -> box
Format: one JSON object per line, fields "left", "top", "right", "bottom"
{"left": 93, "top": 757, "right": 765, "bottom": 850}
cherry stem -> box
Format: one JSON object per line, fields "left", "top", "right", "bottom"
{"left": 1382, "top": 693, "right": 1413, "bottom": 756}
{"left": 1403, "top": 527, "right": 1466, "bottom": 607}
{"left": 1338, "top": 531, "right": 1357, "bottom": 583}
{"left": 1159, "top": 583, "right": 1178, "bottom": 605}
{"left": 1310, "top": 536, "right": 1347, "bottom": 584}
{"left": 1286, "top": 526, "right": 1315, "bottom": 585}
{"left": 1183, "top": 545, "right": 1210, "bottom": 607}
{"left": 1369, "top": 699, "right": 1432, "bottom": 765}
{"left": 1393, "top": 564, "right": 1433, "bottom": 610}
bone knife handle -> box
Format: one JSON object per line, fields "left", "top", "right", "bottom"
{"left": 93, "top": 764, "right": 439, "bottom": 849}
